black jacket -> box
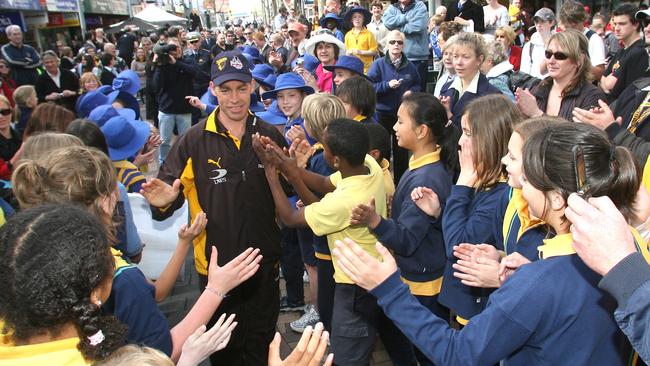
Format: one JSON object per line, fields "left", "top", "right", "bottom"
{"left": 445, "top": 0, "right": 485, "bottom": 33}
{"left": 35, "top": 68, "right": 79, "bottom": 112}
{"left": 152, "top": 59, "right": 196, "bottom": 114}
{"left": 100, "top": 67, "right": 116, "bottom": 87}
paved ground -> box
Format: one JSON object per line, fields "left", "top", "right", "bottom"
{"left": 157, "top": 252, "right": 393, "bottom": 365}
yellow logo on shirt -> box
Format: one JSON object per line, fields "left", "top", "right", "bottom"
{"left": 208, "top": 158, "right": 222, "bottom": 168}
{"left": 215, "top": 57, "right": 227, "bottom": 70}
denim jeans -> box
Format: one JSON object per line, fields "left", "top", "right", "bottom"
{"left": 158, "top": 111, "right": 191, "bottom": 164}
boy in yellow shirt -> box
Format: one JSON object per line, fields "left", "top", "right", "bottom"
{"left": 253, "top": 118, "right": 386, "bottom": 365}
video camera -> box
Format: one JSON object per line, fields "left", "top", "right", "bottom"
{"left": 153, "top": 42, "right": 178, "bottom": 66}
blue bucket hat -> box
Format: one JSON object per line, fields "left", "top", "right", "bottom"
{"left": 88, "top": 104, "right": 136, "bottom": 127}
{"left": 252, "top": 63, "right": 274, "bottom": 82}
{"left": 261, "top": 72, "right": 315, "bottom": 100}
{"left": 243, "top": 45, "right": 263, "bottom": 64}
{"left": 344, "top": 6, "right": 372, "bottom": 26}
{"left": 320, "top": 13, "right": 342, "bottom": 28}
{"left": 76, "top": 89, "right": 120, "bottom": 118}
{"left": 100, "top": 115, "right": 151, "bottom": 161}
{"left": 291, "top": 54, "right": 320, "bottom": 74}
{"left": 257, "top": 73, "right": 277, "bottom": 90}
{"left": 255, "top": 101, "right": 287, "bottom": 125}
{"left": 98, "top": 85, "right": 141, "bottom": 120}
{"left": 112, "top": 70, "right": 141, "bottom": 96}
{"left": 323, "top": 55, "right": 369, "bottom": 79}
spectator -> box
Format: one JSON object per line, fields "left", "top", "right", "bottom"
{"left": 23, "top": 102, "right": 75, "bottom": 138}
{"left": 520, "top": 8, "right": 555, "bottom": 79}
{"left": 0, "top": 59, "right": 17, "bottom": 107}
{"left": 320, "top": 13, "right": 346, "bottom": 42}
{"left": 104, "top": 43, "right": 127, "bottom": 73}
{"left": 0, "top": 25, "right": 41, "bottom": 87}
{"left": 286, "top": 21, "right": 309, "bottom": 66}
{"left": 117, "top": 26, "right": 138, "bottom": 66}
{"left": 12, "top": 85, "right": 36, "bottom": 136}
{"left": 600, "top": 4, "right": 649, "bottom": 103}
{"left": 305, "top": 29, "right": 346, "bottom": 93}
{"left": 495, "top": 25, "right": 522, "bottom": 71}
{"left": 75, "top": 54, "right": 101, "bottom": 77}
{"left": 433, "top": 22, "right": 463, "bottom": 97}
{"left": 367, "top": 29, "right": 421, "bottom": 183}
{"left": 344, "top": 6, "right": 378, "bottom": 73}
{"left": 211, "top": 32, "right": 228, "bottom": 57}
{"left": 516, "top": 29, "right": 606, "bottom": 121}
{"left": 274, "top": 6, "right": 288, "bottom": 32}
{"left": 559, "top": 0, "right": 607, "bottom": 80}
{"left": 482, "top": 41, "right": 515, "bottom": 101}
{"left": 244, "top": 27, "right": 255, "bottom": 46}
{"left": 369, "top": 1, "right": 389, "bottom": 55}
{"left": 383, "top": 0, "right": 430, "bottom": 91}
{"left": 100, "top": 53, "right": 118, "bottom": 86}
{"left": 131, "top": 47, "right": 147, "bottom": 102}
{"left": 253, "top": 31, "right": 272, "bottom": 60}
{"left": 268, "top": 33, "right": 290, "bottom": 72}
{"left": 35, "top": 51, "right": 79, "bottom": 112}
{"left": 153, "top": 38, "right": 196, "bottom": 163}
{"left": 60, "top": 46, "right": 75, "bottom": 71}
{"left": 94, "top": 27, "right": 109, "bottom": 51}
{"left": 79, "top": 72, "right": 100, "bottom": 95}
{"left": 429, "top": 14, "right": 445, "bottom": 60}
{"left": 0, "top": 95, "right": 20, "bottom": 166}
{"left": 445, "top": 0, "right": 485, "bottom": 33}
{"left": 483, "top": 0, "right": 510, "bottom": 36}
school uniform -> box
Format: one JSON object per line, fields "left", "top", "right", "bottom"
{"left": 104, "top": 248, "right": 172, "bottom": 356}
{"left": 439, "top": 182, "right": 509, "bottom": 323}
{"left": 370, "top": 232, "right": 643, "bottom": 365}
{"left": 344, "top": 28, "right": 378, "bottom": 73}
{"left": 608, "top": 77, "right": 650, "bottom": 145}
{"left": 114, "top": 160, "right": 146, "bottom": 193}
{"left": 493, "top": 187, "right": 547, "bottom": 261}
{"left": 440, "top": 72, "right": 501, "bottom": 127}
{"left": 0, "top": 337, "right": 89, "bottom": 365}
{"left": 304, "top": 155, "right": 387, "bottom": 366}
{"left": 379, "top": 158, "right": 395, "bottom": 206}
{"left": 371, "top": 150, "right": 452, "bottom": 365}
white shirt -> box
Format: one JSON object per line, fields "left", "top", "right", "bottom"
{"left": 584, "top": 28, "right": 606, "bottom": 67}
{"left": 47, "top": 69, "right": 61, "bottom": 88}
{"left": 482, "top": 5, "right": 510, "bottom": 35}
{"left": 520, "top": 31, "right": 551, "bottom": 79}
{"left": 449, "top": 71, "right": 480, "bottom": 99}
{"left": 434, "top": 70, "right": 456, "bottom": 97}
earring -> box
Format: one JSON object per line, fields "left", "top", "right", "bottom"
{"left": 96, "top": 300, "right": 102, "bottom": 307}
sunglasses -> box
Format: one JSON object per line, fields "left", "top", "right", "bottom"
{"left": 0, "top": 108, "right": 11, "bottom": 116}
{"left": 544, "top": 50, "right": 569, "bottom": 60}
{"left": 388, "top": 40, "right": 404, "bottom": 45}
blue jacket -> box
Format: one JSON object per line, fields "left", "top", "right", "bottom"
{"left": 439, "top": 183, "right": 508, "bottom": 320}
{"left": 371, "top": 253, "right": 631, "bottom": 365}
{"left": 429, "top": 30, "right": 442, "bottom": 59}
{"left": 600, "top": 252, "right": 650, "bottom": 363}
{"left": 0, "top": 43, "right": 41, "bottom": 86}
{"left": 367, "top": 53, "right": 421, "bottom": 114}
{"left": 492, "top": 187, "right": 547, "bottom": 261}
{"left": 372, "top": 152, "right": 452, "bottom": 283}
{"left": 440, "top": 73, "right": 501, "bottom": 127}
{"left": 382, "top": 0, "right": 430, "bottom": 61}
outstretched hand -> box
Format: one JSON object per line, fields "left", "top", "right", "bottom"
{"left": 411, "top": 186, "right": 442, "bottom": 218}
{"left": 332, "top": 239, "right": 397, "bottom": 292}
{"left": 177, "top": 314, "right": 238, "bottom": 366}
{"left": 206, "top": 246, "right": 263, "bottom": 295}
{"left": 349, "top": 197, "right": 381, "bottom": 229}
{"left": 268, "top": 322, "right": 333, "bottom": 366}
{"left": 178, "top": 212, "right": 208, "bottom": 243}
{"left": 140, "top": 178, "right": 181, "bottom": 208}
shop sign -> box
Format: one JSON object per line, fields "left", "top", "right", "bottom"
{"left": 47, "top": 11, "right": 79, "bottom": 26}
{"left": 83, "top": 0, "right": 129, "bottom": 15}
{"left": 0, "top": 0, "right": 43, "bottom": 11}
{"left": 45, "top": 0, "right": 78, "bottom": 12}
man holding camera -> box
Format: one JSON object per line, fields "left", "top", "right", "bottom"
{"left": 152, "top": 38, "right": 196, "bottom": 164}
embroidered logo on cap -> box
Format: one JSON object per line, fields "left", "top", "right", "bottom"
{"left": 230, "top": 56, "right": 243, "bottom": 70}
{"left": 216, "top": 57, "right": 228, "bottom": 70}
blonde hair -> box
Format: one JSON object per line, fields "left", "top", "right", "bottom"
{"left": 94, "top": 345, "right": 174, "bottom": 366}
{"left": 495, "top": 25, "right": 516, "bottom": 45}
{"left": 540, "top": 29, "right": 593, "bottom": 97}
{"left": 452, "top": 32, "right": 487, "bottom": 62}
{"left": 12, "top": 145, "right": 118, "bottom": 236}
{"left": 13, "top": 85, "right": 36, "bottom": 107}
{"left": 386, "top": 29, "right": 405, "bottom": 41}
{"left": 19, "top": 132, "right": 83, "bottom": 161}
{"left": 79, "top": 72, "right": 101, "bottom": 93}
{"left": 302, "top": 94, "right": 346, "bottom": 143}
{"left": 485, "top": 40, "right": 508, "bottom": 65}
{"left": 0, "top": 95, "right": 12, "bottom": 121}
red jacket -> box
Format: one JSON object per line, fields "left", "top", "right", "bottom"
{"left": 0, "top": 77, "right": 16, "bottom": 107}
{"left": 509, "top": 45, "right": 522, "bottom": 72}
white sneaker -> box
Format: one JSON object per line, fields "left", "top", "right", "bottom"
{"left": 290, "top": 305, "right": 320, "bottom": 333}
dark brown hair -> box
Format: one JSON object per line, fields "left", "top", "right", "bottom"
{"left": 24, "top": 102, "right": 75, "bottom": 138}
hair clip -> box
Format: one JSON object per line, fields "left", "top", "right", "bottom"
{"left": 88, "top": 330, "right": 105, "bottom": 346}
{"left": 572, "top": 145, "right": 589, "bottom": 197}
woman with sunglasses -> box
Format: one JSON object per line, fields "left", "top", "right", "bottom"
{"left": 0, "top": 95, "right": 21, "bottom": 173}
{"left": 367, "top": 29, "right": 421, "bottom": 184}
{"left": 516, "top": 29, "right": 605, "bottom": 122}
{"left": 0, "top": 59, "right": 16, "bottom": 107}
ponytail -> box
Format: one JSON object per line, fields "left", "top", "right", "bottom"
{"left": 11, "top": 160, "right": 50, "bottom": 208}
{"left": 608, "top": 146, "right": 641, "bottom": 222}
{"left": 72, "top": 299, "right": 127, "bottom": 361}
{"left": 439, "top": 122, "right": 461, "bottom": 174}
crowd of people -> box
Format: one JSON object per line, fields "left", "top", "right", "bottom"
{"left": 1, "top": 0, "right": 650, "bottom": 364}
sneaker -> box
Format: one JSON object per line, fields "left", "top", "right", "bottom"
{"left": 290, "top": 305, "right": 320, "bottom": 333}
{"left": 280, "top": 296, "right": 305, "bottom": 312}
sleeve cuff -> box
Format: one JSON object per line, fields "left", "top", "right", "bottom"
{"left": 372, "top": 217, "right": 390, "bottom": 237}
{"left": 451, "top": 184, "right": 474, "bottom": 195}
{"left": 605, "top": 122, "right": 623, "bottom": 140}
{"left": 370, "top": 269, "right": 403, "bottom": 299}
{"left": 599, "top": 252, "right": 650, "bottom": 308}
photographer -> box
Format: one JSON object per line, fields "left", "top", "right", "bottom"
{"left": 152, "top": 38, "right": 196, "bottom": 164}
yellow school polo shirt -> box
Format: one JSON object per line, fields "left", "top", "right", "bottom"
{"left": 304, "top": 155, "right": 387, "bottom": 284}
{"left": 344, "top": 28, "right": 378, "bottom": 73}
{"left": 0, "top": 337, "right": 89, "bottom": 365}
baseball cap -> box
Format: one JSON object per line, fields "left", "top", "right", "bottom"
{"left": 186, "top": 31, "right": 201, "bottom": 42}
{"left": 533, "top": 8, "right": 555, "bottom": 22}
{"left": 636, "top": 9, "right": 650, "bottom": 19}
{"left": 211, "top": 51, "right": 252, "bottom": 86}
{"left": 288, "top": 21, "right": 307, "bottom": 34}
